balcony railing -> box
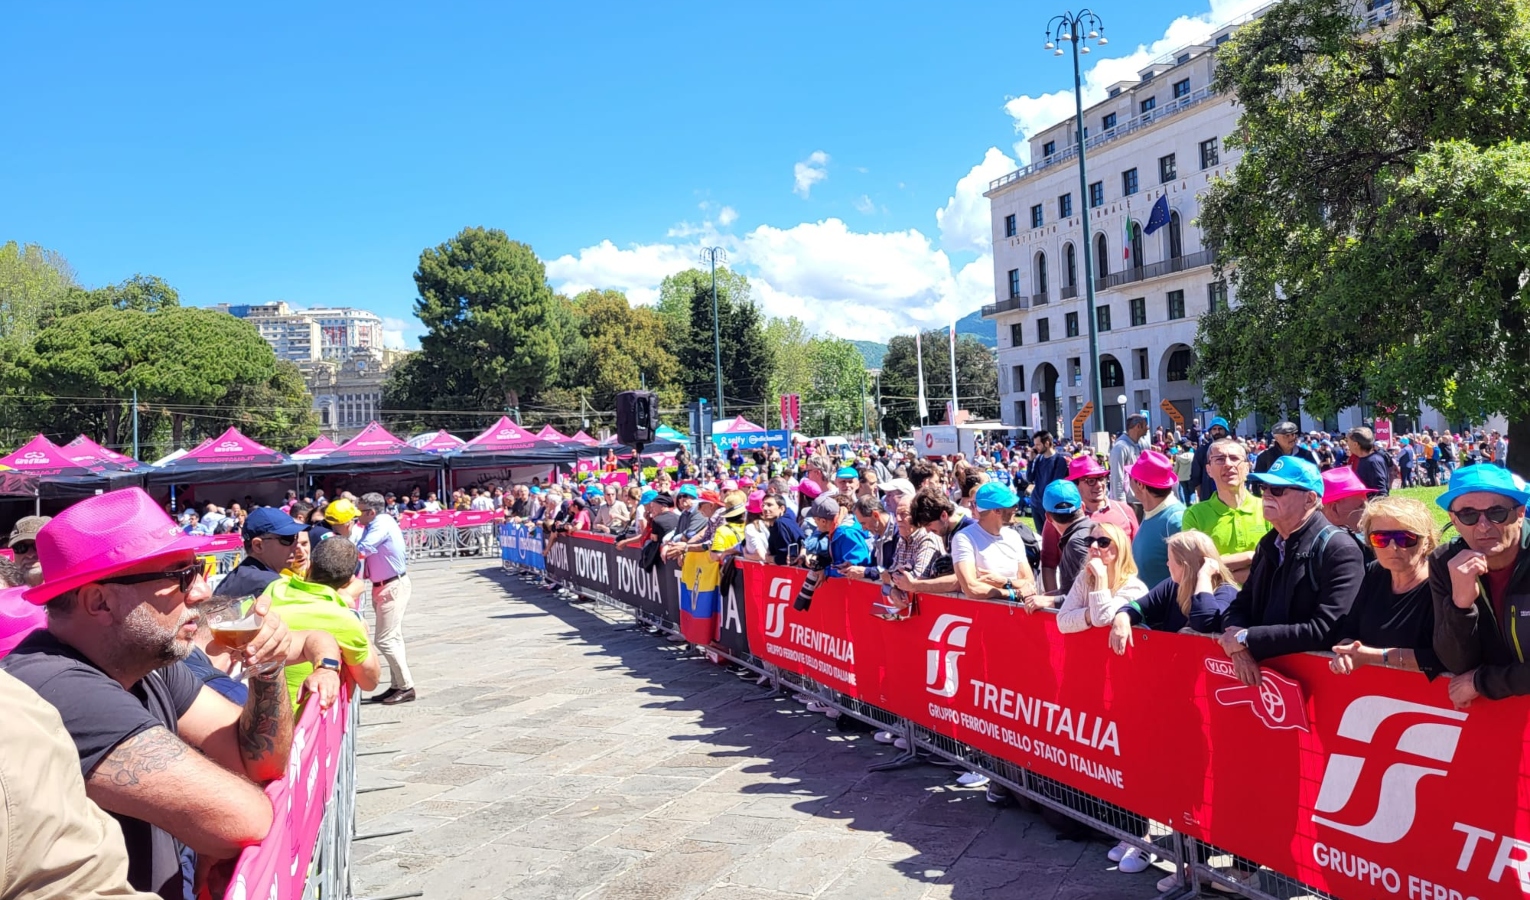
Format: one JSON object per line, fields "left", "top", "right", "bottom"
{"left": 1093, "top": 248, "right": 1216, "bottom": 291}
{"left": 981, "top": 295, "right": 1031, "bottom": 317}
{"left": 1060, "top": 284, "right": 1079, "bottom": 301}
{"left": 1032, "top": 291, "right": 1049, "bottom": 306}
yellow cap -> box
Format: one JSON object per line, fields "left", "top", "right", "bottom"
{"left": 324, "top": 498, "right": 360, "bottom": 525}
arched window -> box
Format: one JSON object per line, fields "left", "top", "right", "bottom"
{"left": 1167, "top": 348, "right": 1192, "bottom": 382}
{"left": 1095, "top": 233, "right": 1109, "bottom": 277}
{"left": 1129, "top": 221, "right": 1144, "bottom": 270}
{"left": 1064, "top": 243, "right": 1077, "bottom": 287}
{"left": 1035, "top": 252, "right": 1048, "bottom": 295}
{"left": 1101, "top": 357, "right": 1125, "bottom": 389}
{"left": 1168, "top": 211, "right": 1183, "bottom": 260}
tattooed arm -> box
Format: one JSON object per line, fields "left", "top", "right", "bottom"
{"left": 85, "top": 726, "right": 272, "bottom": 856}
{"left": 179, "top": 676, "right": 294, "bottom": 784}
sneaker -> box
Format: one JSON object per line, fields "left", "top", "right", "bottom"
{"left": 985, "top": 784, "right": 1013, "bottom": 807}
{"left": 893, "top": 737, "right": 909, "bottom": 750}
{"left": 1156, "top": 873, "right": 1182, "bottom": 893}
{"left": 956, "top": 771, "right": 990, "bottom": 788}
{"left": 755, "top": 674, "right": 771, "bottom": 686}
{"left": 1209, "top": 868, "right": 1261, "bottom": 894}
{"left": 873, "top": 730, "right": 896, "bottom": 744}
{"left": 794, "top": 694, "right": 814, "bottom": 705}
{"left": 805, "top": 701, "right": 831, "bottom": 713}
{"left": 824, "top": 709, "right": 841, "bottom": 719}
{"left": 1119, "top": 847, "right": 1155, "bottom": 874}
{"left": 1108, "top": 840, "right": 1132, "bottom": 863}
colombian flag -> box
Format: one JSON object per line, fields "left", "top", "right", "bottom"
{"left": 678, "top": 550, "right": 721, "bottom": 645}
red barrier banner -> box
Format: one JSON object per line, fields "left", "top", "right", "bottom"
{"left": 739, "top": 561, "right": 1530, "bottom": 900}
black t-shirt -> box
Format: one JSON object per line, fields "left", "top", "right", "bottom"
{"left": 509, "top": 498, "right": 533, "bottom": 519}
{"left": 648, "top": 510, "right": 681, "bottom": 541}
{"left": 1353, "top": 452, "right": 1392, "bottom": 495}
{"left": 0, "top": 630, "right": 203, "bottom": 900}
{"left": 1338, "top": 561, "right": 1443, "bottom": 677}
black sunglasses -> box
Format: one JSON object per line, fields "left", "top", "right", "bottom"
{"left": 258, "top": 533, "right": 299, "bottom": 546}
{"left": 100, "top": 563, "right": 201, "bottom": 595}
{"left": 1086, "top": 535, "right": 1114, "bottom": 548}
{"left": 1453, "top": 506, "right": 1514, "bottom": 526}
{"left": 10, "top": 540, "right": 34, "bottom": 554}
{"left": 1264, "top": 485, "right": 1311, "bottom": 498}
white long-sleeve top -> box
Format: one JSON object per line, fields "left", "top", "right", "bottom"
{"left": 1055, "top": 571, "right": 1150, "bottom": 633}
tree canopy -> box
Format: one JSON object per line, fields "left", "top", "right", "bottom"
{"left": 879, "top": 331, "right": 998, "bottom": 437}
{"left": 1195, "top": 0, "right": 1530, "bottom": 466}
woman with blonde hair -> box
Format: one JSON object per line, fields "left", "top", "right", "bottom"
{"left": 1329, "top": 495, "right": 1442, "bottom": 676}
{"left": 1053, "top": 522, "right": 1149, "bottom": 633}
{"left": 1108, "top": 530, "right": 1238, "bottom": 654}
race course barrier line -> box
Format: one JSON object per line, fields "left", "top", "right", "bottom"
{"left": 532, "top": 531, "right": 1530, "bottom": 900}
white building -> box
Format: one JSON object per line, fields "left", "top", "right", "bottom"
{"left": 305, "top": 307, "right": 384, "bottom": 360}
{"left": 983, "top": 2, "right": 1445, "bottom": 440}
{"left": 209, "top": 302, "right": 384, "bottom": 363}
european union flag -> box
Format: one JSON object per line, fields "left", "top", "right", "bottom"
{"left": 1143, "top": 193, "right": 1171, "bottom": 235}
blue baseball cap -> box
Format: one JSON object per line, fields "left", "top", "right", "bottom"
{"left": 1042, "top": 480, "right": 1082, "bottom": 515}
{"left": 1209, "top": 416, "right": 1230, "bottom": 431}
{"left": 835, "top": 466, "right": 859, "bottom": 480}
{"left": 244, "top": 506, "right": 306, "bottom": 539}
{"left": 974, "top": 482, "right": 1020, "bottom": 511}
{"left": 639, "top": 489, "right": 658, "bottom": 505}
{"left": 1248, "top": 455, "right": 1323, "bottom": 494}
{"left": 677, "top": 484, "right": 699, "bottom": 499}
{"left": 1437, "top": 464, "right": 1530, "bottom": 512}
{"left": 529, "top": 486, "right": 543, "bottom": 495}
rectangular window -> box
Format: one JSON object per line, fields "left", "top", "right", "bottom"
{"left": 1140, "top": 96, "right": 1157, "bottom": 115}
{"left": 1038, "top": 318, "right": 1051, "bottom": 343}
{"left": 1134, "top": 348, "right": 1149, "bottom": 381}
{"left": 1097, "top": 305, "right": 1112, "bottom": 332}
{"left": 1176, "top": 53, "right": 1191, "bottom": 65}
{"left": 1173, "top": 78, "right": 1191, "bottom": 99}
{"left": 1121, "top": 168, "right": 1139, "bottom": 196}
{"left": 1069, "top": 357, "right": 1082, "bottom": 387}
{"left": 1043, "top": 140, "right": 1057, "bottom": 158}
{"left": 1159, "top": 153, "right": 1177, "bottom": 183}
{"left": 1208, "top": 280, "right": 1228, "bottom": 312}
{"left": 1200, "top": 137, "right": 1220, "bottom": 169}
{"left": 1089, "top": 181, "right": 1105, "bottom": 208}
{"left": 1015, "top": 399, "right": 1028, "bottom": 427}
{"left": 1109, "top": 87, "right": 1121, "bottom": 98}
{"left": 1065, "top": 312, "right": 1080, "bottom": 338}
{"left": 1167, "top": 289, "right": 1186, "bottom": 320}
{"left": 1011, "top": 365, "right": 1025, "bottom": 395}
{"left": 1007, "top": 268, "right": 1021, "bottom": 299}
{"left": 1215, "top": 33, "right": 1230, "bottom": 45}
{"left": 1130, "top": 296, "right": 1147, "bottom": 326}
{"left": 1004, "top": 214, "right": 1016, "bottom": 237}
{"left": 1010, "top": 323, "right": 1023, "bottom": 347}
{"left": 1102, "top": 112, "right": 1117, "bottom": 131}
{"left": 1030, "top": 204, "right": 1044, "bottom": 229}
{"left": 1058, "top": 193, "right": 1073, "bottom": 218}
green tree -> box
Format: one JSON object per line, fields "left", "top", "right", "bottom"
{"left": 657, "top": 267, "right": 752, "bottom": 345}
{"left": 804, "top": 337, "right": 867, "bottom": 436}
{"left": 763, "top": 316, "right": 814, "bottom": 422}
{"left": 563, "top": 289, "right": 679, "bottom": 414}
{"left": 412, "top": 227, "right": 561, "bottom": 413}
{"left": 1195, "top": 0, "right": 1530, "bottom": 468}
{"left": 879, "top": 331, "right": 998, "bottom": 437}
{"left": 669, "top": 267, "right": 775, "bottom": 413}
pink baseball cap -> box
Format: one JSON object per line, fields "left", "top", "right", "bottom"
{"left": 1067, "top": 454, "right": 1109, "bottom": 481}
{"left": 1322, "top": 467, "right": 1373, "bottom": 504}
{"left": 1128, "top": 450, "right": 1177, "bottom": 491}
{"left": 799, "top": 478, "right": 824, "bottom": 499}
{"left": 23, "top": 488, "right": 215, "bottom": 605}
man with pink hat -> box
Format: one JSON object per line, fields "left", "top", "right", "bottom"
{"left": 1322, "top": 466, "right": 1377, "bottom": 560}
{"left": 1128, "top": 451, "right": 1186, "bottom": 586}
{"left": 1069, "top": 452, "right": 1139, "bottom": 540}
{"left": 0, "top": 488, "right": 295, "bottom": 899}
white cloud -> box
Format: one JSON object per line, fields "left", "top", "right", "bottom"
{"left": 544, "top": 239, "right": 708, "bottom": 306}
{"left": 717, "top": 206, "right": 738, "bottom": 226}
{"left": 793, "top": 151, "right": 830, "bottom": 197}
{"left": 854, "top": 194, "right": 875, "bottom": 215}
{"left": 935, "top": 147, "right": 1019, "bottom": 253}
{"left": 1003, "top": 0, "right": 1272, "bottom": 161}
{"left": 381, "top": 316, "right": 419, "bottom": 350}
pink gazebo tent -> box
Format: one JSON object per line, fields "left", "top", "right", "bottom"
{"left": 0, "top": 435, "right": 141, "bottom": 504}
{"left": 302, "top": 422, "right": 441, "bottom": 476}
{"left": 569, "top": 430, "right": 600, "bottom": 446}
{"left": 65, "top": 435, "right": 141, "bottom": 468}
{"left": 713, "top": 415, "right": 764, "bottom": 434}
{"left": 465, "top": 417, "right": 543, "bottom": 451}
{"left": 414, "top": 430, "right": 467, "bottom": 453}
{"left": 292, "top": 435, "right": 340, "bottom": 460}
{"left": 146, "top": 428, "right": 297, "bottom": 495}
{"left": 534, "top": 424, "right": 569, "bottom": 443}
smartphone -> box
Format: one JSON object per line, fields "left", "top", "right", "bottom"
{"left": 787, "top": 542, "right": 800, "bottom": 561}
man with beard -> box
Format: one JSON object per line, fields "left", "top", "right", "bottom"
{"left": 8, "top": 515, "right": 49, "bottom": 586}
{"left": 0, "top": 488, "right": 295, "bottom": 900}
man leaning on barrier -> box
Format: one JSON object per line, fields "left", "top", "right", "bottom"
{"left": 951, "top": 482, "right": 1038, "bottom": 604}
{"left": 1218, "top": 456, "right": 1365, "bottom": 686}
{"left": 1431, "top": 465, "right": 1530, "bottom": 709}
{"left": 0, "top": 489, "right": 295, "bottom": 900}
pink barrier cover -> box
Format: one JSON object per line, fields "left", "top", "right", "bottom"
{"left": 205, "top": 534, "right": 244, "bottom": 554}
{"left": 452, "top": 510, "right": 499, "bottom": 527}
{"left": 228, "top": 683, "right": 351, "bottom": 899}
{"left": 399, "top": 512, "right": 454, "bottom": 530}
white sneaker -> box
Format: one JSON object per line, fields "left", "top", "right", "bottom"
{"left": 956, "top": 771, "right": 990, "bottom": 788}
{"left": 1119, "top": 847, "right": 1155, "bottom": 874}
{"left": 893, "top": 737, "right": 909, "bottom": 750}
{"left": 794, "top": 694, "right": 814, "bottom": 705}
{"left": 805, "top": 701, "right": 831, "bottom": 713}
{"left": 824, "top": 709, "right": 841, "bottom": 719}
{"left": 1156, "top": 873, "right": 1182, "bottom": 893}
{"left": 1108, "top": 840, "right": 1131, "bottom": 862}
{"left": 755, "top": 674, "right": 771, "bottom": 686}
{"left": 873, "top": 730, "right": 896, "bottom": 744}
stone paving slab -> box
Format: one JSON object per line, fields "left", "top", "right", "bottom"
{"left": 350, "top": 562, "right": 1165, "bottom": 899}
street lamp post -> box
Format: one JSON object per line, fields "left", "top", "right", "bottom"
{"left": 859, "top": 368, "right": 870, "bottom": 441}
{"left": 1046, "top": 10, "right": 1108, "bottom": 438}
{"left": 869, "top": 368, "right": 884, "bottom": 440}
{"left": 700, "top": 247, "right": 727, "bottom": 418}
{"left": 1117, "top": 393, "right": 1128, "bottom": 435}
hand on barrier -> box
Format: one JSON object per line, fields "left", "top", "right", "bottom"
{"left": 1449, "top": 669, "right": 1480, "bottom": 708}
{"left": 1109, "top": 611, "right": 1134, "bottom": 655}
{"left": 303, "top": 666, "right": 342, "bottom": 709}
{"left": 1230, "top": 649, "right": 1262, "bottom": 686}
{"left": 1329, "top": 640, "right": 1378, "bottom": 674}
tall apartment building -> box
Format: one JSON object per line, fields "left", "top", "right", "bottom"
{"left": 983, "top": 2, "right": 1436, "bottom": 439}
{"left": 305, "top": 307, "right": 383, "bottom": 359}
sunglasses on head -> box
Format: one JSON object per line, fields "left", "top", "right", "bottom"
{"left": 1368, "top": 530, "right": 1421, "bottom": 549}
{"left": 100, "top": 563, "right": 201, "bottom": 595}
{"left": 1086, "top": 535, "right": 1114, "bottom": 548}
{"left": 1264, "top": 485, "right": 1310, "bottom": 498}
{"left": 1453, "top": 505, "right": 1514, "bottom": 526}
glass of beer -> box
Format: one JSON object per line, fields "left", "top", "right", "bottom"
{"left": 206, "top": 596, "right": 275, "bottom": 681}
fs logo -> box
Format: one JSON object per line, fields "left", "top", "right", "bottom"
{"left": 1311, "top": 696, "right": 1467, "bottom": 844}
{"left": 762, "top": 577, "right": 794, "bottom": 638}
{"left": 925, "top": 614, "right": 974, "bottom": 698}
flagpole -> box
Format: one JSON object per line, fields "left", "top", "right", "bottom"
{"left": 915, "top": 330, "right": 929, "bottom": 426}
{"left": 948, "top": 320, "right": 960, "bottom": 424}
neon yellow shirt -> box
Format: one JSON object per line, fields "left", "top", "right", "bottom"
{"left": 1181, "top": 489, "right": 1270, "bottom": 557}
{"left": 264, "top": 577, "right": 371, "bottom": 709}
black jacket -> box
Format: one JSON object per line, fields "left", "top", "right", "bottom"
{"left": 1432, "top": 529, "right": 1530, "bottom": 699}
{"left": 1223, "top": 512, "right": 1365, "bottom": 660}
{"left": 1251, "top": 445, "right": 1318, "bottom": 496}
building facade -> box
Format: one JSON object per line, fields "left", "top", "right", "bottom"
{"left": 983, "top": 1, "right": 1445, "bottom": 440}
{"left": 210, "top": 302, "right": 384, "bottom": 363}
{"left": 301, "top": 347, "right": 412, "bottom": 440}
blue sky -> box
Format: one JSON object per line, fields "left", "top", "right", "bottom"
{"left": 1, "top": 0, "right": 1267, "bottom": 346}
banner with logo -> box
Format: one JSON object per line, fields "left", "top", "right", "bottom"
{"left": 498, "top": 522, "right": 546, "bottom": 570}
{"left": 736, "top": 561, "right": 1530, "bottom": 900}
{"left": 541, "top": 533, "right": 682, "bottom": 628}
{"left": 711, "top": 429, "right": 792, "bottom": 453}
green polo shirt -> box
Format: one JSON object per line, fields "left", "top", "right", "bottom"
{"left": 264, "top": 576, "right": 371, "bottom": 709}
{"left": 1181, "top": 489, "right": 1270, "bottom": 557}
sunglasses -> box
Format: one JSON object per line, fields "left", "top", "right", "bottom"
{"left": 100, "top": 563, "right": 201, "bottom": 594}
{"left": 1453, "top": 506, "right": 1514, "bottom": 526}
{"left": 1078, "top": 476, "right": 1107, "bottom": 487}
{"left": 1367, "top": 530, "right": 1421, "bottom": 549}
{"left": 1086, "top": 535, "right": 1114, "bottom": 548}
{"left": 260, "top": 533, "right": 299, "bottom": 546}
{"left": 10, "top": 540, "right": 34, "bottom": 555}
{"left": 1264, "top": 485, "right": 1311, "bottom": 498}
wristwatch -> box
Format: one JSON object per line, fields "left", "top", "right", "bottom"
{"left": 1234, "top": 629, "right": 1249, "bottom": 647}
{"left": 317, "top": 658, "right": 341, "bottom": 672}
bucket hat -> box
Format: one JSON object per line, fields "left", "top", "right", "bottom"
{"left": 23, "top": 488, "right": 214, "bottom": 605}
{"left": 1248, "top": 455, "right": 1323, "bottom": 495}
{"left": 1437, "top": 464, "right": 1530, "bottom": 512}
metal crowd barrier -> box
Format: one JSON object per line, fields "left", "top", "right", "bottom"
{"left": 400, "top": 512, "right": 501, "bottom": 562}
{"left": 507, "top": 560, "right": 1352, "bottom": 900}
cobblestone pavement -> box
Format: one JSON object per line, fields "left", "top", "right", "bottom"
{"left": 350, "top": 561, "right": 1167, "bottom": 899}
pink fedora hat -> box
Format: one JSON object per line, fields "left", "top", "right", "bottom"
{"left": 1322, "top": 467, "right": 1373, "bottom": 504}
{"left": 1066, "top": 453, "right": 1109, "bottom": 481}
{"left": 23, "top": 488, "right": 215, "bottom": 605}
{"left": 1128, "top": 450, "right": 1178, "bottom": 491}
